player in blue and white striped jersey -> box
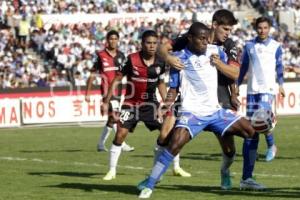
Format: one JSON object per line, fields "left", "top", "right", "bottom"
{"left": 237, "top": 16, "right": 285, "bottom": 190}
{"left": 138, "top": 22, "right": 256, "bottom": 199}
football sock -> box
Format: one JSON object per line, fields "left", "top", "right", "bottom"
{"left": 265, "top": 133, "right": 274, "bottom": 148}
{"left": 98, "top": 126, "right": 112, "bottom": 147}
{"left": 109, "top": 143, "right": 122, "bottom": 171}
{"left": 147, "top": 149, "right": 174, "bottom": 189}
{"left": 173, "top": 153, "right": 180, "bottom": 169}
{"left": 242, "top": 132, "right": 259, "bottom": 180}
{"left": 153, "top": 144, "right": 164, "bottom": 167}
{"left": 112, "top": 123, "right": 117, "bottom": 133}
{"left": 221, "top": 153, "right": 235, "bottom": 174}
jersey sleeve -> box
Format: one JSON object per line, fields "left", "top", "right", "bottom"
{"left": 115, "top": 52, "right": 126, "bottom": 68}
{"left": 217, "top": 47, "right": 228, "bottom": 63}
{"left": 92, "top": 53, "right": 102, "bottom": 72}
{"left": 118, "top": 56, "right": 131, "bottom": 76}
{"left": 237, "top": 44, "right": 250, "bottom": 85}
{"left": 159, "top": 62, "right": 166, "bottom": 81}
{"left": 275, "top": 46, "right": 284, "bottom": 85}
{"left": 224, "top": 39, "right": 240, "bottom": 67}
{"left": 169, "top": 67, "right": 180, "bottom": 88}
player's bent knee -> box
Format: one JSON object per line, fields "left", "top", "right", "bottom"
{"left": 225, "top": 150, "right": 236, "bottom": 158}
{"left": 237, "top": 118, "right": 256, "bottom": 138}
{"left": 168, "top": 143, "right": 182, "bottom": 156}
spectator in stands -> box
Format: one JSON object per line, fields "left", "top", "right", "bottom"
{"left": 18, "top": 14, "right": 30, "bottom": 51}
{"left": 74, "top": 71, "right": 86, "bottom": 86}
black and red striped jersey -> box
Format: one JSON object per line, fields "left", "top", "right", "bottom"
{"left": 94, "top": 49, "right": 125, "bottom": 95}
{"left": 118, "top": 52, "right": 165, "bottom": 105}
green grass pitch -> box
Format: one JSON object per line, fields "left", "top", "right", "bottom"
{"left": 0, "top": 116, "right": 300, "bottom": 200}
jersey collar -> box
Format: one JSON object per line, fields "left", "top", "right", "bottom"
{"left": 255, "top": 36, "right": 271, "bottom": 45}
{"left": 184, "top": 47, "right": 206, "bottom": 57}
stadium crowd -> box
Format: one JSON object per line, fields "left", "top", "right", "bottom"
{"left": 0, "top": 0, "right": 234, "bottom": 14}
{"left": 0, "top": 0, "right": 299, "bottom": 89}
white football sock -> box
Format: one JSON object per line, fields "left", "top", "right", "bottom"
{"left": 98, "top": 126, "right": 112, "bottom": 147}
{"left": 109, "top": 144, "right": 122, "bottom": 171}
{"left": 112, "top": 123, "right": 117, "bottom": 133}
{"left": 173, "top": 153, "right": 180, "bottom": 169}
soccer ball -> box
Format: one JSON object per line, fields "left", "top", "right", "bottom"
{"left": 250, "top": 108, "right": 277, "bottom": 134}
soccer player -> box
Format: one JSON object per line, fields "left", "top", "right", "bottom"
{"left": 85, "top": 30, "right": 134, "bottom": 152}
{"left": 138, "top": 22, "right": 256, "bottom": 199}
{"left": 237, "top": 16, "right": 285, "bottom": 189}
{"left": 101, "top": 30, "right": 167, "bottom": 181}
{"left": 150, "top": 36, "right": 191, "bottom": 178}
{"left": 153, "top": 9, "right": 241, "bottom": 189}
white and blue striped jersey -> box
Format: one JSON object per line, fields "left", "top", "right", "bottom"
{"left": 169, "top": 44, "right": 227, "bottom": 117}
{"left": 237, "top": 37, "right": 284, "bottom": 94}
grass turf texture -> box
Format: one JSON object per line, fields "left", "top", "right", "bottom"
{"left": 0, "top": 116, "right": 300, "bottom": 200}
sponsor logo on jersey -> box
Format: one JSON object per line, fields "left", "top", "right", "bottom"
{"left": 103, "top": 62, "right": 109, "bottom": 67}
{"left": 155, "top": 67, "right": 161, "bottom": 75}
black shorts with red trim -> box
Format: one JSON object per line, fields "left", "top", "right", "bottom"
{"left": 118, "top": 102, "right": 162, "bottom": 132}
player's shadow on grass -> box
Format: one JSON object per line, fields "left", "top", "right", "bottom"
{"left": 258, "top": 154, "right": 300, "bottom": 160}
{"left": 28, "top": 171, "right": 100, "bottom": 178}
{"left": 159, "top": 184, "right": 300, "bottom": 198}
{"left": 132, "top": 152, "right": 300, "bottom": 162}
{"left": 133, "top": 153, "right": 231, "bottom": 161}
{"left": 20, "top": 149, "right": 84, "bottom": 153}
{"left": 179, "top": 152, "right": 242, "bottom": 161}
{"left": 46, "top": 183, "right": 137, "bottom": 195}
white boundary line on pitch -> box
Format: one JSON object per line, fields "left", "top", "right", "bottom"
{"left": 0, "top": 156, "right": 297, "bottom": 179}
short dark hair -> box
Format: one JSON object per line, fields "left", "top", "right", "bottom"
{"left": 106, "top": 30, "right": 119, "bottom": 40}
{"left": 141, "top": 30, "right": 158, "bottom": 43}
{"left": 254, "top": 16, "right": 272, "bottom": 29}
{"left": 187, "top": 22, "right": 210, "bottom": 36}
{"left": 212, "top": 9, "right": 238, "bottom": 26}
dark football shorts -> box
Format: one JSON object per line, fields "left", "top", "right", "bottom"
{"left": 118, "top": 102, "right": 162, "bottom": 132}
{"left": 108, "top": 96, "right": 121, "bottom": 113}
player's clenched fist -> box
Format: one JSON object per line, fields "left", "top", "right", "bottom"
{"left": 210, "top": 53, "right": 222, "bottom": 67}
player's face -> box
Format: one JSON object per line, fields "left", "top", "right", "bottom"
{"left": 256, "top": 21, "right": 270, "bottom": 40}
{"left": 142, "top": 36, "right": 158, "bottom": 56}
{"left": 214, "top": 24, "right": 233, "bottom": 43}
{"left": 189, "top": 29, "right": 209, "bottom": 54}
{"left": 107, "top": 35, "right": 119, "bottom": 49}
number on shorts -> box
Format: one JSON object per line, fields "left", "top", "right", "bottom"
{"left": 119, "top": 110, "right": 130, "bottom": 123}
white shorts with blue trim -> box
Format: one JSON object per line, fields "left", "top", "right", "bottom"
{"left": 175, "top": 108, "right": 241, "bottom": 138}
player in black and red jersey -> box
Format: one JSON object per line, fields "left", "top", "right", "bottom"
{"left": 85, "top": 30, "right": 134, "bottom": 152}
{"left": 101, "top": 30, "right": 167, "bottom": 181}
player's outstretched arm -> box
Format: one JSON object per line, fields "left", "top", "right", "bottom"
{"left": 229, "top": 83, "right": 241, "bottom": 110}
{"left": 85, "top": 73, "right": 96, "bottom": 103}
{"left": 158, "top": 80, "right": 167, "bottom": 101}
{"left": 101, "top": 74, "right": 123, "bottom": 116}
{"left": 279, "top": 85, "right": 285, "bottom": 98}
{"left": 275, "top": 46, "right": 285, "bottom": 98}
{"left": 163, "top": 88, "right": 178, "bottom": 110}
{"left": 210, "top": 54, "right": 239, "bottom": 80}
{"left": 158, "top": 43, "right": 184, "bottom": 70}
